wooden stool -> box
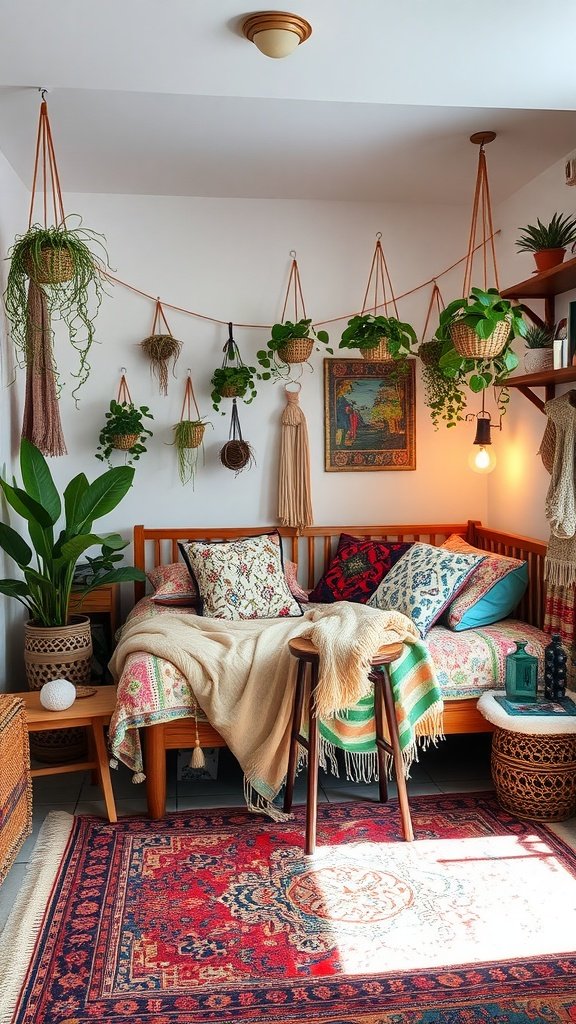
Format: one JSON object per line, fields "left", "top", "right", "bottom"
{"left": 284, "top": 637, "right": 414, "bottom": 854}
{"left": 17, "top": 686, "right": 118, "bottom": 823}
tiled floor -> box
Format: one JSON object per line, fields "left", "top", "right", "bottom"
{"left": 2, "top": 733, "right": 575, "bottom": 933}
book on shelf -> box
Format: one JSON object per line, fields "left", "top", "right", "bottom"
{"left": 494, "top": 695, "right": 576, "bottom": 717}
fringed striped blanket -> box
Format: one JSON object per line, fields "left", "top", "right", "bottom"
{"left": 109, "top": 602, "right": 443, "bottom": 819}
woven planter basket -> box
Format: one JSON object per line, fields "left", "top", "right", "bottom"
{"left": 25, "top": 247, "right": 74, "bottom": 285}
{"left": 278, "top": 337, "right": 314, "bottom": 364}
{"left": 24, "top": 615, "right": 92, "bottom": 764}
{"left": 418, "top": 340, "right": 442, "bottom": 368}
{"left": 524, "top": 349, "right": 554, "bottom": 373}
{"left": 220, "top": 383, "right": 247, "bottom": 398}
{"left": 361, "top": 336, "right": 390, "bottom": 362}
{"left": 450, "top": 318, "right": 510, "bottom": 359}
{"left": 178, "top": 422, "right": 206, "bottom": 449}
{"left": 491, "top": 728, "right": 576, "bottom": 822}
{"left": 112, "top": 432, "right": 140, "bottom": 451}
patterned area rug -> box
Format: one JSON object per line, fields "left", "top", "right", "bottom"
{"left": 2, "top": 794, "right": 576, "bottom": 1023}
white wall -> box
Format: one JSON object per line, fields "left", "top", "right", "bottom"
{"left": 0, "top": 149, "right": 28, "bottom": 689}
{"left": 492, "top": 154, "right": 576, "bottom": 540}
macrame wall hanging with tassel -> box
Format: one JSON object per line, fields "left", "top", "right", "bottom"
{"left": 220, "top": 399, "right": 255, "bottom": 475}
{"left": 278, "top": 382, "right": 313, "bottom": 531}
{"left": 140, "top": 298, "right": 182, "bottom": 395}
{"left": 171, "top": 371, "right": 209, "bottom": 486}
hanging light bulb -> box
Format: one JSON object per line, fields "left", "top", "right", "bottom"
{"left": 467, "top": 413, "right": 497, "bottom": 474}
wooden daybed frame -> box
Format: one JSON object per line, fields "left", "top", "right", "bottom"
{"left": 131, "top": 520, "right": 547, "bottom": 818}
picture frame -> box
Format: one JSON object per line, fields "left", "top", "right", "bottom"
{"left": 324, "top": 358, "right": 416, "bottom": 472}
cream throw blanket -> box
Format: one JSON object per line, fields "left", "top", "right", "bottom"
{"left": 110, "top": 602, "right": 420, "bottom": 817}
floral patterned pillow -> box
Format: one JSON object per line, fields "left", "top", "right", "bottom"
{"left": 368, "top": 542, "right": 484, "bottom": 638}
{"left": 179, "top": 532, "right": 302, "bottom": 620}
{"left": 147, "top": 562, "right": 198, "bottom": 606}
{"left": 308, "top": 536, "right": 412, "bottom": 604}
{"left": 441, "top": 534, "right": 528, "bottom": 631}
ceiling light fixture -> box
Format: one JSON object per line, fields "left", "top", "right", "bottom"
{"left": 242, "top": 11, "right": 312, "bottom": 59}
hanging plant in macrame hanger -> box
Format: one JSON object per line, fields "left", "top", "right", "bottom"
{"left": 256, "top": 252, "right": 330, "bottom": 381}
{"left": 171, "top": 372, "right": 211, "bottom": 486}
{"left": 95, "top": 370, "right": 153, "bottom": 467}
{"left": 140, "top": 298, "right": 182, "bottom": 395}
{"left": 220, "top": 399, "right": 255, "bottom": 475}
{"left": 211, "top": 322, "right": 258, "bottom": 413}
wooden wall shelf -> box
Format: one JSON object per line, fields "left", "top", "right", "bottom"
{"left": 502, "top": 255, "right": 576, "bottom": 326}
{"left": 502, "top": 366, "right": 576, "bottom": 413}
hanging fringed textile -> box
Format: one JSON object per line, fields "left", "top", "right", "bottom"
{"left": 21, "top": 279, "right": 67, "bottom": 456}
{"left": 278, "top": 384, "right": 313, "bottom": 531}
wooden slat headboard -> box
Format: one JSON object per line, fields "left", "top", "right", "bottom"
{"left": 133, "top": 521, "right": 547, "bottom": 628}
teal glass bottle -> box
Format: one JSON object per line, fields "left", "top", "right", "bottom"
{"left": 505, "top": 641, "right": 538, "bottom": 703}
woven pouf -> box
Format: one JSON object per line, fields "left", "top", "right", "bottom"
{"left": 491, "top": 727, "right": 576, "bottom": 822}
{"left": 0, "top": 696, "right": 32, "bottom": 883}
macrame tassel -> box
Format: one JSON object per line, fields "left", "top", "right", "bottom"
{"left": 189, "top": 705, "right": 206, "bottom": 769}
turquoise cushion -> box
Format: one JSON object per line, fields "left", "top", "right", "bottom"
{"left": 450, "top": 563, "right": 528, "bottom": 631}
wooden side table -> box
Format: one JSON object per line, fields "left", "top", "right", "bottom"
{"left": 69, "top": 583, "right": 120, "bottom": 641}
{"left": 18, "top": 687, "right": 118, "bottom": 823}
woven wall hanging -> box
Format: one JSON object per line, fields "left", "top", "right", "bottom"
{"left": 140, "top": 299, "right": 182, "bottom": 395}
{"left": 278, "top": 382, "right": 313, "bottom": 531}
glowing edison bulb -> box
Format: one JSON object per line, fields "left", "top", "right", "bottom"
{"left": 468, "top": 444, "right": 497, "bottom": 474}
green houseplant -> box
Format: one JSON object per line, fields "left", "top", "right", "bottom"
{"left": 171, "top": 418, "right": 212, "bottom": 485}
{"left": 96, "top": 400, "right": 154, "bottom": 467}
{"left": 436, "top": 288, "right": 526, "bottom": 386}
{"left": 418, "top": 339, "right": 467, "bottom": 429}
{"left": 257, "top": 319, "right": 331, "bottom": 380}
{"left": 339, "top": 313, "right": 417, "bottom": 364}
{"left": 516, "top": 212, "right": 576, "bottom": 272}
{"left": 523, "top": 324, "right": 554, "bottom": 373}
{"left": 211, "top": 365, "right": 258, "bottom": 413}
{"left": 4, "top": 219, "right": 109, "bottom": 400}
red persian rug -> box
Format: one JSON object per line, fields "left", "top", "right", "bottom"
{"left": 2, "top": 794, "right": 576, "bottom": 1024}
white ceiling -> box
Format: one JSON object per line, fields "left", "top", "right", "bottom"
{"left": 0, "top": 0, "right": 575, "bottom": 204}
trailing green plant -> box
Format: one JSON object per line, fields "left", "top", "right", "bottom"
{"left": 171, "top": 419, "right": 212, "bottom": 486}
{"left": 211, "top": 365, "right": 258, "bottom": 413}
{"left": 516, "top": 212, "right": 576, "bottom": 253}
{"left": 257, "top": 319, "right": 331, "bottom": 380}
{"left": 4, "top": 218, "right": 109, "bottom": 401}
{"left": 0, "top": 438, "right": 145, "bottom": 627}
{"left": 339, "top": 313, "right": 417, "bottom": 358}
{"left": 524, "top": 324, "right": 555, "bottom": 349}
{"left": 95, "top": 399, "right": 154, "bottom": 467}
{"left": 418, "top": 340, "right": 467, "bottom": 429}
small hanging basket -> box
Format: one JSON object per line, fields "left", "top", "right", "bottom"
{"left": 173, "top": 375, "right": 209, "bottom": 485}
{"left": 25, "top": 247, "right": 74, "bottom": 285}
{"left": 278, "top": 337, "right": 314, "bottom": 364}
{"left": 220, "top": 382, "right": 246, "bottom": 398}
{"left": 177, "top": 420, "right": 206, "bottom": 449}
{"left": 361, "top": 336, "right": 390, "bottom": 362}
{"left": 220, "top": 400, "right": 255, "bottom": 475}
{"left": 140, "top": 300, "right": 182, "bottom": 395}
{"left": 450, "top": 318, "right": 510, "bottom": 359}
{"left": 418, "top": 339, "right": 443, "bottom": 367}
{"left": 112, "top": 431, "right": 140, "bottom": 451}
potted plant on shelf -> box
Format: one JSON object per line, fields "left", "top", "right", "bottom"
{"left": 257, "top": 319, "right": 331, "bottom": 380}
{"left": 0, "top": 438, "right": 145, "bottom": 693}
{"left": 4, "top": 219, "right": 109, "bottom": 399}
{"left": 516, "top": 212, "right": 576, "bottom": 273}
{"left": 339, "top": 312, "right": 417, "bottom": 365}
{"left": 418, "top": 339, "right": 467, "bottom": 429}
{"left": 523, "top": 324, "right": 555, "bottom": 373}
{"left": 96, "top": 399, "right": 154, "bottom": 467}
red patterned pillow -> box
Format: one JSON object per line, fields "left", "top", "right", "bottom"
{"left": 308, "top": 536, "right": 412, "bottom": 604}
{"left": 147, "top": 562, "right": 198, "bottom": 606}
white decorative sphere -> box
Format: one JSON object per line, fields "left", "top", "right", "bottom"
{"left": 39, "top": 678, "right": 76, "bottom": 711}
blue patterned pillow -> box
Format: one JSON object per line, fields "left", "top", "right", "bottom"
{"left": 367, "top": 542, "right": 484, "bottom": 637}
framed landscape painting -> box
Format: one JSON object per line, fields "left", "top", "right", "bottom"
{"left": 324, "top": 358, "right": 416, "bottom": 472}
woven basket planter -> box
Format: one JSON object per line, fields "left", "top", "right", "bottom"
{"left": 491, "top": 727, "right": 576, "bottom": 822}
{"left": 24, "top": 615, "right": 92, "bottom": 764}
{"left": 418, "top": 340, "right": 442, "bottom": 368}
{"left": 24, "top": 247, "right": 74, "bottom": 285}
{"left": 361, "top": 337, "right": 390, "bottom": 362}
{"left": 524, "top": 349, "right": 554, "bottom": 373}
{"left": 112, "top": 432, "right": 140, "bottom": 451}
{"left": 278, "top": 337, "right": 314, "bottom": 364}
{"left": 450, "top": 318, "right": 510, "bottom": 360}
{"left": 220, "top": 383, "right": 247, "bottom": 399}
{"left": 178, "top": 422, "right": 206, "bottom": 449}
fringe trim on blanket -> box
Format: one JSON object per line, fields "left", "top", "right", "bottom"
{"left": 243, "top": 778, "right": 293, "bottom": 823}
{"left": 0, "top": 811, "right": 74, "bottom": 1024}
{"left": 544, "top": 554, "right": 576, "bottom": 588}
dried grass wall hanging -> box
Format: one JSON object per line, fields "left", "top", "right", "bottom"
{"left": 278, "top": 382, "right": 313, "bottom": 530}
{"left": 220, "top": 399, "right": 255, "bottom": 475}
{"left": 172, "top": 373, "right": 210, "bottom": 486}
{"left": 141, "top": 299, "right": 182, "bottom": 395}
{"left": 21, "top": 278, "right": 67, "bottom": 457}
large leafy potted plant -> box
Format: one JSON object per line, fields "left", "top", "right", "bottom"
{"left": 0, "top": 439, "right": 145, "bottom": 694}
{"left": 96, "top": 399, "right": 154, "bottom": 467}
{"left": 339, "top": 313, "right": 417, "bottom": 364}
{"left": 4, "top": 219, "right": 108, "bottom": 399}
{"left": 516, "top": 212, "right": 576, "bottom": 273}
{"left": 257, "top": 319, "right": 331, "bottom": 380}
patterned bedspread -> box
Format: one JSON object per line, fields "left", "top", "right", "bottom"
{"left": 108, "top": 598, "right": 549, "bottom": 774}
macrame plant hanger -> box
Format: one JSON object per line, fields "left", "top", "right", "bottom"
{"left": 173, "top": 371, "right": 207, "bottom": 486}
{"left": 359, "top": 232, "right": 400, "bottom": 361}
{"left": 219, "top": 324, "right": 255, "bottom": 473}
{"left": 111, "top": 371, "right": 140, "bottom": 457}
{"left": 141, "top": 298, "right": 182, "bottom": 395}
{"left": 462, "top": 132, "right": 499, "bottom": 300}
{"left": 21, "top": 93, "right": 67, "bottom": 457}
{"left": 278, "top": 252, "right": 314, "bottom": 373}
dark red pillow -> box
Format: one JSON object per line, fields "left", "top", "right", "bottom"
{"left": 308, "top": 536, "right": 412, "bottom": 604}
